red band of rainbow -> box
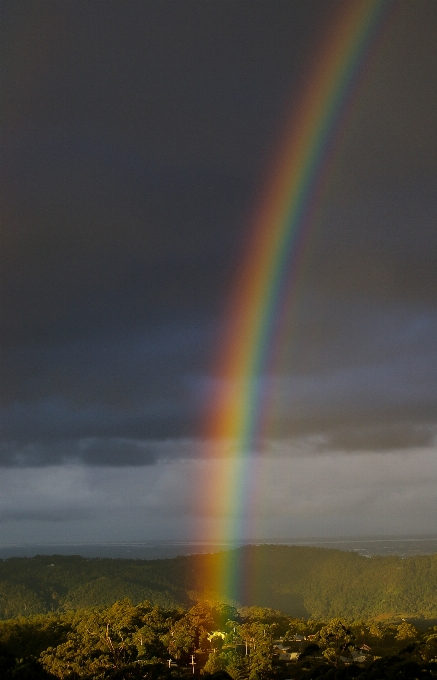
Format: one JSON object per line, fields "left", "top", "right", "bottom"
{"left": 200, "top": 0, "right": 393, "bottom": 605}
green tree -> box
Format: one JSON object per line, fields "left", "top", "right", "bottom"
{"left": 395, "top": 621, "right": 418, "bottom": 642}
{"left": 367, "top": 621, "right": 385, "bottom": 648}
{"left": 133, "top": 603, "right": 169, "bottom": 660}
{"left": 40, "top": 601, "right": 140, "bottom": 678}
{"left": 314, "top": 618, "right": 354, "bottom": 667}
{"left": 232, "top": 622, "right": 274, "bottom": 680}
{"left": 203, "top": 651, "right": 230, "bottom": 675}
{"left": 284, "top": 618, "right": 307, "bottom": 641}
{"left": 418, "top": 627, "right": 437, "bottom": 662}
{"left": 165, "top": 617, "right": 196, "bottom": 660}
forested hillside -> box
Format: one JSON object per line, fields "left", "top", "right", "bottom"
{"left": 2, "top": 599, "right": 437, "bottom": 679}
{"left": 1, "top": 546, "right": 437, "bottom": 621}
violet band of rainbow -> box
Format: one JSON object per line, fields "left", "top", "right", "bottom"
{"left": 201, "top": 0, "right": 393, "bottom": 605}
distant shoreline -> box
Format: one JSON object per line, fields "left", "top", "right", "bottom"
{"left": 1, "top": 535, "right": 436, "bottom": 560}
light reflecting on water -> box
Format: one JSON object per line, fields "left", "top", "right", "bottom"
{"left": 0, "top": 536, "right": 436, "bottom": 560}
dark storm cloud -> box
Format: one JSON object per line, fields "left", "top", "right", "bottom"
{"left": 1, "top": 321, "right": 213, "bottom": 409}
{"left": 1, "top": 1, "right": 436, "bottom": 468}
{"left": 0, "top": 437, "right": 200, "bottom": 467}
{"left": 1, "top": 127, "right": 247, "bottom": 348}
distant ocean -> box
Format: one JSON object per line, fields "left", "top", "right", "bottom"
{"left": 0, "top": 536, "right": 436, "bottom": 560}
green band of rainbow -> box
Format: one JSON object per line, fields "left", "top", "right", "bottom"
{"left": 201, "top": 0, "right": 392, "bottom": 604}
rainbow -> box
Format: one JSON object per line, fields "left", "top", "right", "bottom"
{"left": 200, "top": 0, "right": 392, "bottom": 605}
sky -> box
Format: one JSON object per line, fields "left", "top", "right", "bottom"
{"left": 1, "top": 0, "right": 436, "bottom": 545}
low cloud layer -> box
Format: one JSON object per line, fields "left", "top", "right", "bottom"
{"left": 1, "top": 422, "right": 436, "bottom": 469}
{"left": 1, "top": 447, "right": 436, "bottom": 543}
{"left": 0, "top": 437, "right": 202, "bottom": 467}
{"left": 1, "top": 305, "right": 436, "bottom": 466}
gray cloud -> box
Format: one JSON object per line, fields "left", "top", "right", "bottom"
{"left": 323, "top": 423, "right": 437, "bottom": 453}
{"left": 0, "top": 449, "right": 436, "bottom": 541}
{"left": 0, "top": 438, "right": 203, "bottom": 467}
{"left": 1, "top": 309, "right": 436, "bottom": 465}
{"left": 1, "top": 507, "right": 97, "bottom": 522}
